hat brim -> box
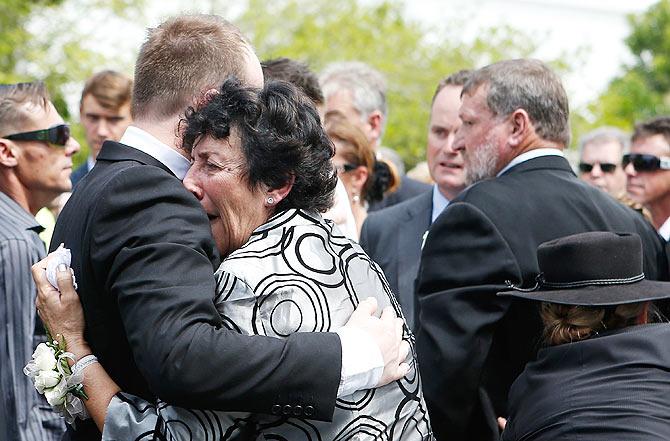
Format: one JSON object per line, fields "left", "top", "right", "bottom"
{"left": 497, "top": 279, "right": 670, "bottom": 306}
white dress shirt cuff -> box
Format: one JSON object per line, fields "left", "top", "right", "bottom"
{"left": 335, "top": 326, "right": 384, "bottom": 397}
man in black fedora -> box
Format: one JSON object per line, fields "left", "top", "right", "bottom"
{"left": 414, "top": 59, "right": 669, "bottom": 441}
{"left": 499, "top": 231, "right": 670, "bottom": 440}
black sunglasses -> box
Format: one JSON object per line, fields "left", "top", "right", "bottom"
{"left": 578, "top": 162, "right": 618, "bottom": 174}
{"left": 622, "top": 153, "right": 670, "bottom": 172}
{"left": 5, "top": 124, "right": 71, "bottom": 147}
{"left": 334, "top": 163, "right": 358, "bottom": 173}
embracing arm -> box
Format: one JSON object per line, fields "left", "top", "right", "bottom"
{"left": 89, "top": 168, "right": 342, "bottom": 418}
{"left": 85, "top": 167, "right": 405, "bottom": 420}
{"left": 415, "top": 202, "right": 521, "bottom": 440}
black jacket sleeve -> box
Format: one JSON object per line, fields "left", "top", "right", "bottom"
{"left": 415, "top": 202, "right": 521, "bottom": 440}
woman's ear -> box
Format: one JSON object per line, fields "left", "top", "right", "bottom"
{"left": 265, "top": 175, "right": 295, "bottom": 207}
{"left": 350, "top": 165, "right": 369, "bottom": 194}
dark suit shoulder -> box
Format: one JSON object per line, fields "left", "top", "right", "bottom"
{"left": 70, "top": 163, "right": 89, "bottom": 186}
{"left": 367, "top": 190, "right": 430, "bottom": 224}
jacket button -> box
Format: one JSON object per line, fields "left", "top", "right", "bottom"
{"left": 293, "top": 405, "right": 303, "bottom": 416}
{"left": 282, "top": 405, "right": 292, "bottom": 415}
{"left": 304, "top": 405, "right": 315, "bottom": 416}
{"left": 271, "top": 404, "right": 281, "bottom": 415}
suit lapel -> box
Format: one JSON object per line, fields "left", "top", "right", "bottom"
{"left": 396, "top": 191, "right": 433, "bottom": 298}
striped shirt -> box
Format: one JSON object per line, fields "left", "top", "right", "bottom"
{"left": 0, "top": 192, "right": 64, "bottom": 441}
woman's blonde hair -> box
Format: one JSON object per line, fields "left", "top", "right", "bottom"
{"left": 324, "top": 111, "right": 399, "bottom": 202}
{"left": 540, "top": 302, "right": 647, "bottom": 345}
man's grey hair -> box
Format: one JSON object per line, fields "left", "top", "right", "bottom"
{"left": 0, "top": 82, "right": 49, "bottom": 136}
{"left": 319, "top": 61, "right": 387, "bottom": 132}
{"left": 578, "top": 127, "right": 629, "bottom": 159}
{"left": 463, "top": 59, "right": 571, "bottom": 146}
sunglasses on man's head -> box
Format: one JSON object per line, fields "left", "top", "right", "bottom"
{"left": 4, "top": 124, "right": 71, "bottom": 147}
{"left": 578, "top": 162, "right": 617, "bottom": 174}
{"left": 622, "top": 153, "right": 670, "bottom": 172}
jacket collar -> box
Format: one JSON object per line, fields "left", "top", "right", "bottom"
{"left": 96, "top": 141, "right": 176, "bottom": 177}
{"left": 500, "top": 154, "right": 575, "bottom": 177}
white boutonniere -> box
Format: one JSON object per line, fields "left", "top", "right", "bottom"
{"left": 24, "top": 335, "right": 89, "bottom": 424}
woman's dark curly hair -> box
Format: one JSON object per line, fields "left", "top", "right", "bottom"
{"left": 181, "top": 77, "right": 337, "bottom": 213}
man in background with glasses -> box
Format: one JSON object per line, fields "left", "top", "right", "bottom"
{"left": 625, "top": 116, "right": 670, "bottom": 240}
{"left": 577, "top": 127, "right": 628, "bottom": 197}
{"left": 0, "top": 81, "right": 80, "bottom": 441}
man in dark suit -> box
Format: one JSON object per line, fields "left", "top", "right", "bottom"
{"left": 360, "top": 70, "right": 471, "bottom": 329}
{"left": 319, "top": 61, "right": 430, "bottom": 211}
{"left": 71, "top": 70, "right": 132, "bottom": 186}
{"left": 415, "top": 59, "right": 669, "bottom": 441}
{"left": 41, "top": 15, "right": 407, "bottom": 440}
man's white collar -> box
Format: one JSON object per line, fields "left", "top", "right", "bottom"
{"left": 119, "top": 126, "right": 191, "bottom": 180}
{"left": 497, "top": 148, "right": 564, "bottom": 177}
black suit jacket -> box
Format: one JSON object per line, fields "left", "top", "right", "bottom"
{"left": 369, "top": 175, "right": 431, "bottom": 212}
{"left": 415, "top": 155, "right": 668, "bottom": 441}
{"left": 360, "top": 190, "right": 432, "bottom": 330}
{"left": 502, "top": 324, "right": 670, "bottom": 440}
{"left": 52, "top": 141, "right": 341, "bottom": 439}
{"left": 69, "top": 162, "right": 90, "bottom": 187}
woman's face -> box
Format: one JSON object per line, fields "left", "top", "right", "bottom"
{"left": 332, "top": 139, "right": 366, "bottom": 202}
{"left": 184, "top": 132, "right": 269, "bottom": 257}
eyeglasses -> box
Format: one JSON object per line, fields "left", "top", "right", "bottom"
{"left": 578, "top": 162, "right": 618, "bottom": 174}
{"left": 334, "top": 163, "right": 358, "bottom": 174}
{"left": 4, "top": 124, "right": 71, "bottom": 147}
{"left": 622, "top": 153, "right": 670, "bottom": 172}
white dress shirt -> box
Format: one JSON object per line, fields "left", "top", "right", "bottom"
{"left": 431, "top": 184, "right": 451, "bottom": 224}
{"left": 119, "top": 126, "right": 191, "bottom": 180}
{"left": 497, "top": 148, "right": 565, "bottom": 177}
{"left": 117, "top": 126, "right": 382, "bottom": 396}
{"left": 658, "top": 217, "right": 670, "bottom": 241}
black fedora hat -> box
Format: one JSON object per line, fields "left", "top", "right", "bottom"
{"left": 498, "top": 231, "right": 670, "bottom": 306}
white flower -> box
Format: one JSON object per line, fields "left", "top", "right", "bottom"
{"left": 32, "top": 343, "right": 57, "bottom": 371}
{"left": 44, "top": 377, "right": 68, "bottom": 406}
{"left": 34, "top": 370, "right": 61, "bottom": 394}
{"left": 23, "top": 360, "right": 39, "bottom": 379}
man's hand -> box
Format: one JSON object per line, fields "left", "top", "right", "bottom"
{"left": 344, "top": 297, "right": 410, "bottom": 387}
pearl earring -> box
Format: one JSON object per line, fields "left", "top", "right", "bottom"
{"left": 266, "top": 196, "right": 275, "bottom": 205}
{"left": 352, "top": 194, "right": 360, "bottom": 204}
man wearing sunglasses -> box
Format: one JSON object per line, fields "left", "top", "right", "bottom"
{"left": 577, "top": 127, "right": 628, "bottom": 197}
{"left": 0, "top": 82, "right": 80, "bottom": 441}
{"left": 626, "top": 116, "right": 670, "bottom": 240}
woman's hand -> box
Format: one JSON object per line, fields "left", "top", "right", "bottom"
{"left": 32, "top": 254, "right": 89, "bottom": 359}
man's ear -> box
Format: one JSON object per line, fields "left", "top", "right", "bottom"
{"left": 195, "top": 88, "right": 220, "bottom": 109}
{"left": 508, "top": 109, "right": 531, "bottom": 147}
{"left": 266, "top": 175, "right": 295, "bottom": 206}
{"left": 0, "top": 139, "right": 19, "bottom": 167}
{"left": 366, "top": 110, "right": 384, "bottom": 144}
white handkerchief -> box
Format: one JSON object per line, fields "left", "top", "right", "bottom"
{"left": 46, "top": 246, "right": 77, "bottom": 290}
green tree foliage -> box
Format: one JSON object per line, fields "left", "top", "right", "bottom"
{"left": 1, "top": 0, "right": 143, "bottom": 165}
{"left": 237, "top": 0, "right": 542, "bottom": 167}
{"left": 591, "top": 0, "right": 670, "bottom": 130}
